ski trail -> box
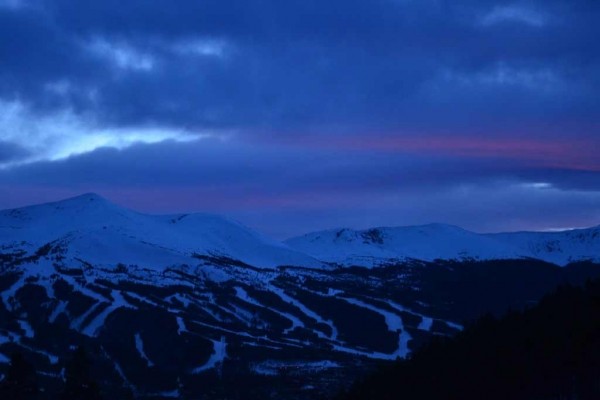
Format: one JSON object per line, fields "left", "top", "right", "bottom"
{"left": 268, "top": 283, "right": 338, "bottom": 340}
{"left": 17, "top": 320, "right": 34, "bottom": 339}
{"left": 176, "top": 316, "right": 187, "bottom": 335}
{"left": 134, "top": 333, "right": 154, "bottom": 367}
{"left": 1, "top": 274, "right": 26, "bottom": 311}
{"left": 234, "top": 286, "right": 304, "bottom": 334}
{"left": 339, "top": 296, "right": 411, "bottom": 359}
{"left": 387, "top": 300, "right": 462, "bottom": 332}
{"left": 191, "top": 336, "right": 227, "bottom": 374}
{"left": 48, "top": 300, "right": 69, "bottom": 323}
{"left": 70, "top": 302, "right": 103, "bottom": 331}
{"left": 80, "top": 290, "right": 135, "bottom": 337}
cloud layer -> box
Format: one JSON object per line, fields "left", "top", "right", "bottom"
{"left": 0, "top": 0, "right": 598, "bottom": 236}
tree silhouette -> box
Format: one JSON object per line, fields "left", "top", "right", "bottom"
{"left": 61, "top": 346, "right": 102, "bottom": 400}
{"left": 0, "top": 352, "right": 38, "bottom": 399}
{"left": 337, "top": 280, "right": 600, "bottom": 400}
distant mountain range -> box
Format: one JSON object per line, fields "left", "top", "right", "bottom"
{"left": 1, "top": 193, "right": 598, "bottom": 270}
{"left": 0, "top": 194, "right": 599, "bottom": 399}
{"left": 286, "top": 223, "right": 600, "bottom": 267}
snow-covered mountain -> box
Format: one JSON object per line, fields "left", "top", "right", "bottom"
{"left": 285, "top": 223, "right": 600, "bottom": 267}
{"left": 0, "top": 195, "right": 599, "bottom": 398}
{"left": 489, "top": 227, "right": 600, "bottom": 266}
{"left": 0, "top": 193, "right": 322, "bottom": 270}
{"left": 0, "top": 195, "right": 471, "bottom": 399}
{"left": 1, "top": 194, "right": 598, "bottom": 270}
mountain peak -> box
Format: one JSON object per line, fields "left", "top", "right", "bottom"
{"left": 31, "top": 192, "right": 125, "bottom": 216}
{"left": 0, "top": 192, "right": 129, "bottom": 231}
{"left": 60, "top": 192, "right": 112, "bottom": 205}
{"left": 74, "top": 192, "right": 105, "bottom": 200}
{"left": 415, "top": 223, "right": 465, "bottom": 231}
{"left": 0, "top": 193, "right": 323, "bottom": 270}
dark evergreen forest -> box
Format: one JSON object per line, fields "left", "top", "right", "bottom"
{"left": 336, "top": 279, "right": 600, "bottom": 400}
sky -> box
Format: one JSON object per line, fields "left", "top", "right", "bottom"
{"left": 0, "top": 0, "right": 599, "bottom": 238}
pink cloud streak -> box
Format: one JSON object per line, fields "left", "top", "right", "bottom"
{"left": 265, "top": 134, "right": 600, "bottom": 171}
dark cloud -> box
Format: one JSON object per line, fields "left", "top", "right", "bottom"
{"left": 0, "top": 0, "right": 598, "bottom": 131}
{"left": 0, "top": 0, "right": 598, "bottom": 235}
{"left": 1, "top": 140, "right": 599, "bottom": 237}
{"left": 0, "top": 141, "right": 29, "bottom": 162}
{"left": 1, "top": 136, "right": 596, "bottom": 193}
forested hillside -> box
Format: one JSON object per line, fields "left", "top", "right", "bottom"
{"left": 336, "top": 279, "right": 600, "bottom": 400}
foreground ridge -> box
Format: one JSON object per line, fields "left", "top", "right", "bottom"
{"left": 337, "top": 278, "right": 600, "bottom": 400}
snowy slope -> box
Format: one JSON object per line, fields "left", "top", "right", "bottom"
{"left": 1, "top": 194, "right": 598, "bottom": 270}
{"left": 1, "top": 194, "right": 599, "bottom": 399}
{"left": 0, "top": 193, "right": 322, "bottom": 269}
{"left": 285, "top": 224, "right": 600, "bottom": 267}
{"left": 490, "top": 226, "right": 600, "bottom": 266}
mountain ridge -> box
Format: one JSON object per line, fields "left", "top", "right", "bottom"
{"left": 1, "top": 193, "right": 599, "bottom": 268}
{"left": 0, "top": 193, "right": 322, "bottom": 270}
{"left": 285, "top": 224, "right": 600, "bottom": 267}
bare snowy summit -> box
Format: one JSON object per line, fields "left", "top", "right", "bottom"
{"left": 1, "top": 194, "right": 599, "bottom": 270}
{"left": 286, "top": 224, "right": 600, "bottom": 267}
{"left": 0, "top": 193, "right": 322, "bottom": 270}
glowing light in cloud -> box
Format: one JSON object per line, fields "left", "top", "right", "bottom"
{"left": 0, "top": 99, "right": 208, "bottom": 168}
{"left": 440, "top": 64, "right": 563, "bottom": 92}
{"left": 522, "top": 182, "right": 553, "bottom": 190}
{"left": 86, "top": 38, "right": 155, "bottom": 72}
{"left": 480, "top": 5, "right": 547, "bottom": 27}
{"left": 0, "top": 0, "right": 28, "bottom": 10}
{"left": 172, "top": 38, "right": 228, "bottom": 58}
{"left": 43, "top": 80, "right": 72, "bottom": 96}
